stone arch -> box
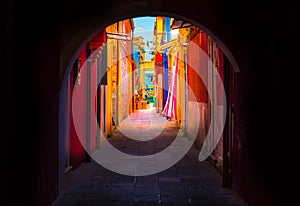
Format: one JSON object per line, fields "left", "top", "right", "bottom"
{"left": 59, "top": 0, "right": 240, "bottom": 89}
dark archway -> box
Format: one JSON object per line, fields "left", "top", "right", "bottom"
{"left": 1, "top": 1, "right": 284, "bottom": 206}
{"left": 59, "top": 1, "right": 242, "bottom": 89}
{"left": 57, "top": 0, "right": 281, "bottom": 204}
{"left": 59, "top": 6, "right": 242, "bottom": 206}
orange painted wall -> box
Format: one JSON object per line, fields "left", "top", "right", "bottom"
{"left": 187, "top": 31, "right": 208, "bottom": 103}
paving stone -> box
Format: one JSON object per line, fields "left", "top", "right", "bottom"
{"left": 51, "top": 109, "right": 246, "bottom": 206}
{"left": 160, "top": 193, "right": 190, "bottom": 206}
{"left": 158, "top": 166, "right": 178, "bottom": 177}
{"left": 52, "top": 194, "right": 81, "bottom": 206}
{"left": 133, "top": 194, "right": 160, "bottom": 202}
{"left": 159, "top": 177, "right": 181, "bottom": 183}
{"left": 188, "top": 197, "right": 229, "bottom": 206}
{"left": 135, "top": 186, "right": 160, "bottom": 195}
{"left": 135, "top": 175, "right": 158, "bottom": 186}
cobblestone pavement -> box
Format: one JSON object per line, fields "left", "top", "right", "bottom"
{"left": 52, "top": 108, "right": 246, "bottom": 206}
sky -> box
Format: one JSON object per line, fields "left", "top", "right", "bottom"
{"left": 133, "top": 17, "right": 156, "bottom": 60}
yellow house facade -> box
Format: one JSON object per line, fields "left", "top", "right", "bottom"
{"left": 105, "top": 19, "right": 134, "bottom": 135}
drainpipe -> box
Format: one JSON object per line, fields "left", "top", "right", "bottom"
{"left": 183, "top": 43, "right": 188, "bottom": 135}
{"left": 210, "top": 40, "right": 215, "bottom": 153}
{"left": 96, "top": 52, "right": 101, "bottom": 149}
{"left": 131, "top": 30, "right": 135, "bottom": 112}
{"left": 85, "top": 42, "right": 92, "bottom": 162}
{"left": 116, "top": 21, "right": 120, "bottom": 125}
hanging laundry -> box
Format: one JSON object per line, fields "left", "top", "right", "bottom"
{"left": 162, "top": 52, "right": 179, "bottom": 120}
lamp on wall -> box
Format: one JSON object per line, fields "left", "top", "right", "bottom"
{"left": 170, "top": 18, "right": 192, "bottom": 29}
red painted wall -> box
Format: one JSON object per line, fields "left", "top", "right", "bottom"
{"left": 69, "top": 32, "right": 106, "bottom": 167}
{"left": 70, "top": 45, "right": 87, "bottom": 168}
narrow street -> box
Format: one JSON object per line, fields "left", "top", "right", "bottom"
{"left": 1, "top": 1, "right": 285, "bottom": 205}
{"left": 52, "top": 108, "right": 245, "bottom": 206}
